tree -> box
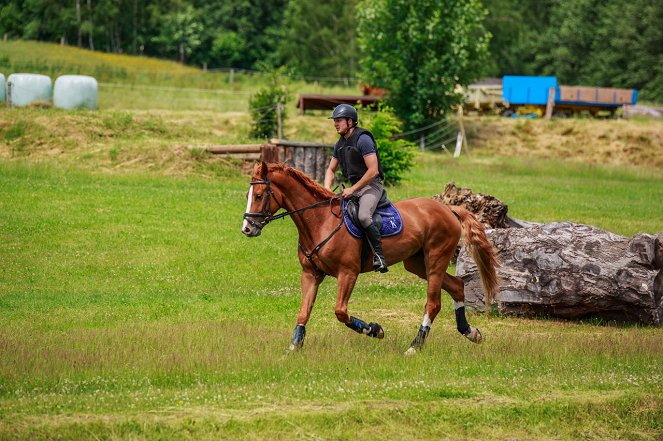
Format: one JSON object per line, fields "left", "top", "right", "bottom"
{"left": 357, "top": 0, "right": 490, "bottom": 129}
{"left": 192, "top": 0, "right": 287, "bottom": 69}
{"left": 149, "top": 4, "right": 202, "bottom": 63}
{"left": 277, "top": 0, "right": 359, "bottom": 81}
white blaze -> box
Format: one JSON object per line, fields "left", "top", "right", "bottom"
{"left": 242, "top": 186, "right": 253, "bottom": 230}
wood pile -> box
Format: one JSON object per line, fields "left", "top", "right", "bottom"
{"left": 191, "top": 139, "right": 333, "bottom": 182}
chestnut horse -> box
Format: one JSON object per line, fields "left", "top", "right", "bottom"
{"left": 242, "top": 162, "right": 499, "bottom": 354}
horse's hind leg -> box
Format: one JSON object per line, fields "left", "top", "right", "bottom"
{"left": 403, "top": 250, "right": 449, "bottom": 355}
{"left": 335, "top": 271, "right": 385, "bottom": 339}
{"left": 403, "top": 248, "right": 482, "bottom": 355}
{"left": 444, "top": 274, "right": 483, "bottom": 344}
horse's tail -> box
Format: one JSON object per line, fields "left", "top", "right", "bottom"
{"left": 449, "top": 206, "right": 500, "bottom": 312}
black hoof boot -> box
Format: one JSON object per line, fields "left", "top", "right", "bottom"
{"left": 368, "top": 322, "right": 385, "bottom": 339}
{"left": 405, "top": 325, "right": 430, "bottom": 355}
{"left": 288, "top": 324, "right": 306, "bottom": 351}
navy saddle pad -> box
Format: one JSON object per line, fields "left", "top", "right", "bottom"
{"left": 342, "top": 199, "right": 403, "bottom": 239}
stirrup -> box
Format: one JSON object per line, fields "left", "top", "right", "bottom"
{"left": 373, "top": 255, "right": 388, "bottom": 273}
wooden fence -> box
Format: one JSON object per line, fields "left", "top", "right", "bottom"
{"left": 194, "top": 138, "right": 333, "bottom": 182}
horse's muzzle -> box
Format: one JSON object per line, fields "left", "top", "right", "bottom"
{"left": 242, "top": 225, "right": 262, "bottom": 237}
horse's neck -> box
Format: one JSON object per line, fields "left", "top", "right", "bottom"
{"left": 274, "top": 175, "right": 336, "bottom": 245}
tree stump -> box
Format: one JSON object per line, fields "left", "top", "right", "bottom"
{"left": 433, "top": 182, "right": 511, "bottom": 228}
{"left": 456, "top": 222, "right": 663, "bottom": 325}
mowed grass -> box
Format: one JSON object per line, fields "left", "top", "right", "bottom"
{"left": 1, "top": 157, "right": 662, "bottom": 440}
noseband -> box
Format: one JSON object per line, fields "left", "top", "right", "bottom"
{"left": 243, "top": 176, "right": 275, "bottom": 230}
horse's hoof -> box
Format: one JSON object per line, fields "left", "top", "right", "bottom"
{"left": 404, "top": 347, "right": 417, "bottom": 356}
{"left": 465, "top": 327, "right": 483, "bottom": 344}
{"left": 368, "top": 322, "right": 384, "bottom": 339}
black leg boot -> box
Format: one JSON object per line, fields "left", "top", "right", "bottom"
{"left": 365, "top": 222, "right": 388, "bottom": 273}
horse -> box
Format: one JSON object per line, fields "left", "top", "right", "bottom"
{"left": 242, "top": 162, "right": 500, "bottom": 354}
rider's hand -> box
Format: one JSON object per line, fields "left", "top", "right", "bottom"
{"left": 341, "top": 187, "right": 355, "bottom": 199}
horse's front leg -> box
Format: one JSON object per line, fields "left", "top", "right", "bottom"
{"left": 335, "top": 270, "right": 384, "bottom": 339}
{"left": 289, "top": 269, "right": 325, "bottom": 351}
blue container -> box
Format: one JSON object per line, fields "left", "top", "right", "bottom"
{"left": 502, "top": 76, "right": 557, "bottom": 105}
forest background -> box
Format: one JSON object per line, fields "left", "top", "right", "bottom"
{"left": 1, "top": 0, "right": 661, "bottom": 103}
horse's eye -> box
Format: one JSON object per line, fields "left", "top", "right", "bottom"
{"left": 255, "top": 194, "right": 263, "bottom": 201}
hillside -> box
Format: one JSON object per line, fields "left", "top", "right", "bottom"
{"left": 1, "top": 107, "right": 661, "bottom": 176}
{"left": 0, "top": 41, "right": 661, "bottom": 175}
{"left": 465, "top": 117, "right": 663, "bottom": 169}
{"left": 0, "top": 41, "right": 357, "bottom": 111}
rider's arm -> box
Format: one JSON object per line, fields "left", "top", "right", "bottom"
{"left": 347, "top": 154, "right": 379, "bottom": 193}
{"left": 324, "top": 157, "right": 339, "bottom": 190}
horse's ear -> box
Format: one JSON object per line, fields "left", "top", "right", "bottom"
{"left": 258, "top": 161, "right": 268, "bottom": 178}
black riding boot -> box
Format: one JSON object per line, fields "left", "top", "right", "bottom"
{"left": 365, "top": 222, "right": 388, "bottom": 273}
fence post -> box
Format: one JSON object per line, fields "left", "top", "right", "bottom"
{"left": 276, "top": 101, "right": 284, "bottom": 140}
{"left": 545, "top": 87, "right": 555, "bottom": 120}
{"left": 457, "top": 106, "right": 470, "bottom": 158}
{"left": 419, "top": 135, "right": 426, "bottom": 151}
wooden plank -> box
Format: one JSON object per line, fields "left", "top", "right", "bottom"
{"left": 270, "top": 139, "right": 334, "bottom": 149}
{"left": 304, "top": 147, "right": 316, "bottom": 176}
{"left": 293, "top": 147, "right": 305, "bottom": 171}
{"left": 316, "top": 148, "right": 329, "bottom": 183}
{"left": 261, "top": 145, "right": 280, "bottom": 163}
{"left": 196, "top": 144, "right": 263, "bottom": 154}
{"left": 211, "top": 152, "right": 261, "bottom": 160}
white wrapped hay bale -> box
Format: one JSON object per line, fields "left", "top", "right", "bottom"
{"left": 53, "top": 75, "right": 98, "bottom": 110}
{"left": 7, "top": 73, "right": 52, "bottom": 107}
{"left": 0, "top": 74, "right": 6, "bottom": 101}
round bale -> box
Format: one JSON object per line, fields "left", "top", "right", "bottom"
{"left": 7, "top": 73, "right": 52, "bottom": 107}
{"left": 53, "top": 75, "right": 98, "bottom": 110}
{"left": 0, "top": 74, "right": 6, "bottom": 101}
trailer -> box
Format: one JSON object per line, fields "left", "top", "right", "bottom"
{"left": 500, "top": 76, "right": 638, "bottom": 118}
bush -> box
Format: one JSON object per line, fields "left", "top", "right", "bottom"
{"left": 362, "top": 105, "right": 416, "bottom": 186}
{"left": 248, "top": 71, "right": 288, "bottom": 140}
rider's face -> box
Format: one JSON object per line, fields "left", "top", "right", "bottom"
{"left": 333, "top": 117, "right": 350, "bottom": 134}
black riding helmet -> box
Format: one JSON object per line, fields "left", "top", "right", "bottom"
{"left": 329, "top": 104, "right": 358, "bottom": 124}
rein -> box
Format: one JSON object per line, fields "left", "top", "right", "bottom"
{"left": 244, "top": 174, "right": 346, "bottom": 274}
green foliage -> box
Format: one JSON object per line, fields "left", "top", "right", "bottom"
{"left": 277, "top": 0, "right": 359, "bottom": 80}
{"left": 149, "top": 5, "right": 203, "bottom": 63}
{"left": 249, "top": 71, "right": 288, "bottom": 139}
{"left": 362, "top": 105, "right": 416, "bottom": 186}
{"left": 357, "top": 0, "right": 490, "bottom": 129}
{"left": 481, "top": 0, "right": 663, "bottom": 102}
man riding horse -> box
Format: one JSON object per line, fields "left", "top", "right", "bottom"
{"left": 324, "top": 104, "right": 388, "bottom": 273}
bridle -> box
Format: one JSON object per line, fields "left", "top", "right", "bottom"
{"left": 243, "top": 174, "right": 342, "bottom": 230}
{"left": 243, "top": 172, "right": 345, "bottom": 274}
{"left": 242, "top": 176, "right": 276, "bottom": 230}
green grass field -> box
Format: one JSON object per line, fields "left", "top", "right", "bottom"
{"left": 1, "top": 41, "right": 662, "bottom": 440}
{"left": 1, "top": 155, "right": 662, "bottom": 440}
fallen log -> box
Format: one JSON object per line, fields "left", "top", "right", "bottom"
{"left": 433, "top": 182, "right": 511, "bottom": 228}
{"left": 456, "top": 222, "right": 663, "bottom": 325}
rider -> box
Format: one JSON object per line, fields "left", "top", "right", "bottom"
{"left": 324, "top": 104, "right": 388, "bottom": 273}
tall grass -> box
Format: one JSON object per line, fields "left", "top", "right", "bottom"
{"left": 1, "top": 159, "right": 661, "bottom": 440}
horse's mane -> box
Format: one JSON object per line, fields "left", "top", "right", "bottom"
{"left": 264, "top": 163, "right": 336, "bottom": 200}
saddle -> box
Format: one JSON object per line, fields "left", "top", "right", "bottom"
{"left": 342, "top": 192, "right": 403, "bottom": 239}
